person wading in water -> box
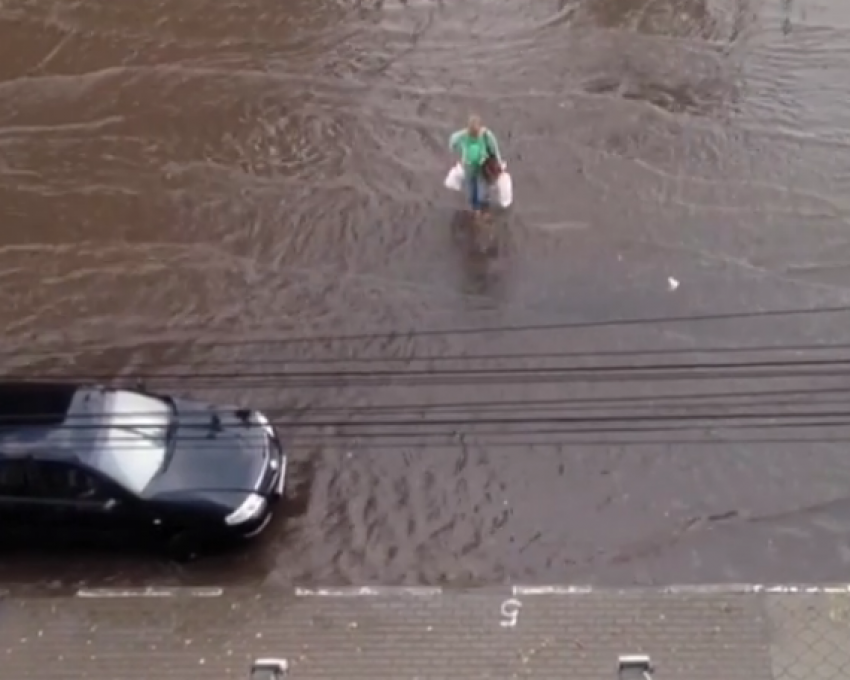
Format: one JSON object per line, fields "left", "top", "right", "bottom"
{"left": 449, "top": 114, "right": 504, "bottom": 218}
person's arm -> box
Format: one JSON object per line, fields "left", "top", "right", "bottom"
{"left": 484, "top": 129, "right": 503, "bottom": 164}
{"left": 449, "top": 129, "right": 466, "bottom": 155}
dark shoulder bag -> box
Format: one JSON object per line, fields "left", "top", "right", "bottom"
{"left": 481, "top": 130, "right": 502, "bottom": 184}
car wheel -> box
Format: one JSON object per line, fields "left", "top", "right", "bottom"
{"left": 165, "top": 530, "right": 202, "bottom": 563}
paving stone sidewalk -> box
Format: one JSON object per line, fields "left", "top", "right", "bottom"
{"left": 1, "top": 588, "right": 849, "bottom": 679}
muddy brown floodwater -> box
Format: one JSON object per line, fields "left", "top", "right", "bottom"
{"left": 3, "top": 0, "right": 850, "bottom": 591}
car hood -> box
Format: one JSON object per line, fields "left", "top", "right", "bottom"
{"left": 150, "top": 402, "right": 269, "bottom": 495}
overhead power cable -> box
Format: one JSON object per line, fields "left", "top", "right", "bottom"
{"left": 269, "top": 387, "right": 850, "bottom": 417}
{"left": 279, "top": 433, "right": 850, "bottom": 449}
{"left": 9, "top": 418, "right": 850, "bottom": 452}
{"left": 80, "top": 369, "right": 850, "bottom": 390}
{"left": 14, "top": 341, "right": 850, "bottom": 368}
{"left": 19, "top": 435, "right": 850, "bottom": 450}
{"left": 6, "top": 301, "right": 850, "bottom": 358}
{"left": 9, "top": 387, "right": 850, "bottom": 421}
{"left": 6, "top": 385, "right": 850, "bottom": 422}
{"left": 13, "top": 356, "right": 850, "bottom": 387}
{"left": 4, "top": 408, "right": 850, "bottom": 429}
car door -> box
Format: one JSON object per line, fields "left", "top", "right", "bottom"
{"left": 30, "top": 460, "right": 145, "bottom": 548}
{"left": 0, "top": 458, "right": 52, "bottom": 542}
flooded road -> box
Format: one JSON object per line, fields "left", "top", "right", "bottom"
{"left": 3, "top": 0, "right": 850, "bottom": 589}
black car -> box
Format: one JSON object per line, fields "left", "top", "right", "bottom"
{"left": 0, "top": 381, "right": 286, "bottom": 557}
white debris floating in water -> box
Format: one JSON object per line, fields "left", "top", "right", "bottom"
{"left": 668, "top": 277, "right": 679, "bottom": 291}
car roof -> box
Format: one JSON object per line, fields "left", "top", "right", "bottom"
{"left": 0, "top": 381, "right": 101, "bottom": 463}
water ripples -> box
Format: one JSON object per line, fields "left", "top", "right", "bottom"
{"left": 2, "top": 0, "right": 850, "bottom": 588}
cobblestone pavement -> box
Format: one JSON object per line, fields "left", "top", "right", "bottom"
{"left": 2, "top": 587, "right": 849, "bottom": 679}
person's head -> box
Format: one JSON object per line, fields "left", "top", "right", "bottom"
{"left": 467, "top": 114, "right": 482, "bottom": 137}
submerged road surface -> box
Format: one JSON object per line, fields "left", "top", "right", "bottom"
{"left": 2, "top": 0, "right": 850, "bottom": 589}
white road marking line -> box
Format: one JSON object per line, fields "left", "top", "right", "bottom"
{"left": 294, "top": 586, "right": 442, "bottom": 597}
{"left": 512, "top": 586, "right": 594, "bottom": 595}
{"left": 512, "top": 583, "right": 850, "bottom": 596}
{"left": 27, "top": 583, "right": 850, "bottom": 600}
{"left": 76, "top": 587, "right": 223, "bottom": 598}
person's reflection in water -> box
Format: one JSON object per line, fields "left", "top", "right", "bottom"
{"left": 450, "top": 209, "right": 507, "bottom": 301}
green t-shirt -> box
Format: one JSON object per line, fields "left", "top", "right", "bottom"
{"left": 449, "top": 128, "right": 502, "bottom": 170}
{"left": 464, "top": 135, "right": 488, "bottom": 167}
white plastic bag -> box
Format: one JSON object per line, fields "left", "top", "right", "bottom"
{"left": 493, "top": 170, "right": 513, "bottom": 208}
{"left": 444, "top": 164, "right": 465, "bottom": 192}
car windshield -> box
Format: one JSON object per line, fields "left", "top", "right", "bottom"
{"left": 89, "top": 390, "right": 172, "bottom": 494}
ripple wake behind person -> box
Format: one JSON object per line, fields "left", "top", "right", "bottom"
{"left": 449, "top": 114, "right": 506, "bottom": 217}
